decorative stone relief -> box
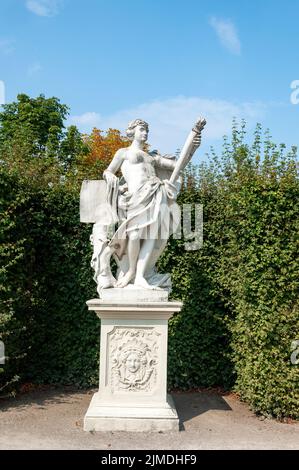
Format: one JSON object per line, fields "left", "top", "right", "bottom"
{"left": 108, "top": 327, "right": 161, "bottom": 392}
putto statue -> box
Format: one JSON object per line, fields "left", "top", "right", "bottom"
{"left": 80, "top": 118, "right": 206, "bottom": 295}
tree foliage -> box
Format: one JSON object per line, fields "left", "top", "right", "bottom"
{"left": 83, "top": 128, "right": 130, "bottom": 165}
{"left": 0, "top": 94, "right": 87, "bottom": 170}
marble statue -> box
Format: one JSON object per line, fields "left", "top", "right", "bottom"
{"left": 82, "top": 118, "right": 206, "bottom": 295}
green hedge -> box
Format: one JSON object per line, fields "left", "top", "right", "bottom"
{"left": 218, "top": 156, "right": 299, "bottom": 419}
{"left": 0, "top": 170, "right": 99, "bottom": 388}
{"left": 0, "top": 124, "right": 298, "bottom": 418}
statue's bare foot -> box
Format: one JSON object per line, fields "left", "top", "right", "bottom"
{"left": 134, "top": 277, "right": 156, "bottom": 289}
{"left": 115, "top": 270, "right": 134, "bottom": 288}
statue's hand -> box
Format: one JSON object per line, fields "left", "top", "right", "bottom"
{"left": 192, "top": 118, "right": 206, "bottom": 149}
{"left": 119, "top": 183, "right": 128, "bottom": 194}
{"left": 193, "top": 134, "right": 201, "bottom": 148}
{"left": 103, "top": 170, "right": 118, "bottom": 186}
{"left": 163, "top": 179, "right": 178, "bottom": 200}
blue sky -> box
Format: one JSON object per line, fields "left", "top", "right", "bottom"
{"left": 1, "top": 0, "right": 299, "bottom": 158}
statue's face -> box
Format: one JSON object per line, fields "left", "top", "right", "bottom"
{"left": 125, "top": 353, "right": 141, "bottom": 373}
{"left": 134, "top": 124, "right": 148, "bottom": 143}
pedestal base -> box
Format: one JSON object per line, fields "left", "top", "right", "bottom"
{"left": 84, "top": 392, "right": 179, "bottom": 432}
{"left": 84, "top": 298, "right": 182, "bottom": 433}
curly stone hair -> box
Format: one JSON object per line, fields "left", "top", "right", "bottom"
{"left": 126, "top": 119, "right": 149, "bottom": 140}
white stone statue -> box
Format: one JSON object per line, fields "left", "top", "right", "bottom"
{"left": 81, "top": 118, "right": 206, "bottom": 296}
{"left": 83, "top": 119, "right": 206, "bottom": 432}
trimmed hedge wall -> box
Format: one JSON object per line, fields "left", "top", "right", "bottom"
{"left": 1, "top": 125, "right": 298, "bottom": 418}
{"left": 0, "top": 170, "right": 99, "bottom": 388}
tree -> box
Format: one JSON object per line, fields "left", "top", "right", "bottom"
{"left": 0, "top": 94, "right": 68, "bottom": 154}
{"left": 0, "top": 94, "right": 87, "bottom": 170}
{"left": 60, "top": 125, "right": 88, "bottom": 171}
{"left": 83, "top": 127, "right": 130, "bottom": 164}
{"left": 72, "top": 127, "right": 130, "bottom": 182}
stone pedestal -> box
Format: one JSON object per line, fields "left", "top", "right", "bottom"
{"left": 84, "top": 297, "right": 182, "bottom": 432}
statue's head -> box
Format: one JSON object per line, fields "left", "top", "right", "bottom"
{"left": 126, "top": 119, "right": 149, "bottom": 142}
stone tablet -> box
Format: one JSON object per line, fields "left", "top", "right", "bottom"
{"left": 80, "top": 179, "right": 107, "bottom": 223}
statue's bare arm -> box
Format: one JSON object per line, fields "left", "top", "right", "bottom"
{"left": 154, "top": 155, "right": 176, "bottom": 171}
{"left": 103, "top": 149, "right": 126, "bottom": 183}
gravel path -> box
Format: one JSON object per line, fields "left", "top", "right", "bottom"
{"left": 0, "top": 388, "right": 298, "bottom": 450}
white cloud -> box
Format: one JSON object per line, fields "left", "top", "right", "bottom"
{"left": 27, "top": 62, "right": 43, "bottom": 77}
{"left": 209, "top": 17, "right": 241, "bottom": 55}
{"left": 69, "top": 96, "right": 266, "bottom": 155}
{"left": 70, "top": 111, "right": 101, "bottom": 128}
{"left": 25, "top": 0, "right": 63, "bottom": 17}
{"left": 0, "top": 39, "right": 15, "bottom": 55}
